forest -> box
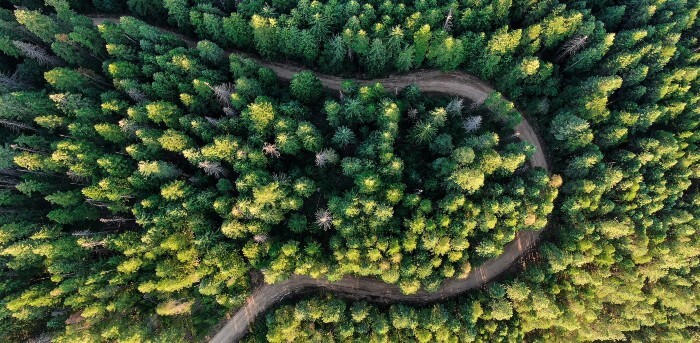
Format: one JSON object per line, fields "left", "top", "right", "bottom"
{"left": 0, "top": 0, "right": 699, "bottom": 342}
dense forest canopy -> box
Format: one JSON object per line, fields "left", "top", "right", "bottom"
{"left": 1, "top": 0, "right": 699, "bottom": 342}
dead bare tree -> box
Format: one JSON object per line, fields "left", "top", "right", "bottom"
{"left": 86, "top": 199, "right": 110, "bottom": 208}
{"left": 556, "top": 35, "right": 588, "bottom": 62}
{"left": 64, "top": 170, "right": 88, "bottom": 184}
{"left": 99, "top": 217, "right": 134, "bottom": 224}
{"left": 407, "top": 108, "right": 419, "bottom": 121}
{"left": 253, "top": 234, "right": 268, "bottom": 243}
{"left": 315, "top": 209, "right": 333, "bottom": 230}
{"left": 272, "top": 173, "right": 289, "bottom": 183}
{"left": 78, "top": 67, "right": 111, "bottom": 88}
{"left": 211, "top": 83, "right": 235, "bottom": 106}
{"left": 223, "top": 107, "right": 237, "bottom": 117}
{"left": 446, "top": 97, "right": 464, "bottom": 116}
{"left": 315, "top": 149, "right": 338, "bottom": 167}
{"left": 444, "top": 8, "right": 454, "bottom": 31}
{"left": 13, "top": 41, "right": 61, "bottom": 66}
{"left": 262, "top": 143, "right": 281, "bottom": 158}
{"left": 205, "top": 116, "right": 221, "bottom": 126}
{"left": 462, "top": 116, "right": 483, "bottom": 132}
{"left": 126, "top": 88, "right": 148, "bottom": 103}
{"left": 198, "top": 161, "right": 228, "bottom": 178}
{"left": 0, "top": 70, "right": 29, "bottom": 90}
{"left": 10, "top": 144, "right": 45, "bottom": 154}
{"left": 0, "top": 119, "right": 37, "bottom": 132}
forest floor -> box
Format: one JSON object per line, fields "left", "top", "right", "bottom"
{"left": 89, "top": 16, "right": 551, "bottom": 343}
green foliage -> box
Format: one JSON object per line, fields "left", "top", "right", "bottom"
{"left": 146, "top": 101, "right": 181, "bottom": 127}
{"left": 14, "top": 9, "right": 60, "bottom": 43}
{"left": 127, "top": 0, "right": 167, "bottom": 18}
{"left": 138, "top": 160, "right": 181, "bottom": 179}
{"left": 413, "top": 24, "right": 432, "bottom": 67}
{"left": 158, "top": 129, "right": 193, "bottom": 152}
{"left": 163, "top": 0, "right": 189, "bottom": 28}
{"left": 44, "top": 68, "right": 90, "bottom": 94}
{"left": 250, "top": 14, "right": 278, "bottom": 59}
{"left": 258, "top": 294, "right": 523, "bottom": 342}
{"left": 3, "top": 2, "right": 700, "bottom": 343}
{"left": 223, "top": 13, "right": 253, "bottom": 49}
{"left": 551, "top": 112, "right": 593, "bottom": 152}
{"left": 196, "top": 40, "right": 225, "bottom": 64}
{"left": 289, "top": 71, "right": 323, "bottom": 105}
{"left": 367, "top": 38, "right": 387, "bottom": 76}
{"left": 332, "top": 126, "right": 356, "bottom": 147}
{"left": 428, "top": 37, "right": 465, "bottom": 71}
{"left": 244, "top": 98, "right": 276, "bottom": 134}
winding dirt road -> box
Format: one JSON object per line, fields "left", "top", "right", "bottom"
{"left": 90, "top": 16, "right": 551, "bottom": 342}
{"left": 209, "top": 229, "right": 541, "bottom": 343}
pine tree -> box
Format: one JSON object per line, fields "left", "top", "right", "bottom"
{"left": 367, "top": 38, "right": 387, "bottom": 76}
{"left": 413, "top": 24, "right": 432, "bottom": 67}
{"left": 163, "top": 0, "right": 190, "bottom": 28}
{"left": 250, "top": 14, "right": 279, "bottom": 59}
{"left": 550, "top": 112, "right": 594, "bottom": 152}
{"left": 290, "top": 71, "right": 323, "bottom": 104}
{"left": 428, "top": 36, "right": 465, "bottom": 70}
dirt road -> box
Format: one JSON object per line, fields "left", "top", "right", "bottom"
{"left": 209, "top": 228, "right": 541, "bottom": 343}
{"left": 89, "top": 16, "right": 551, "bottom": 342}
